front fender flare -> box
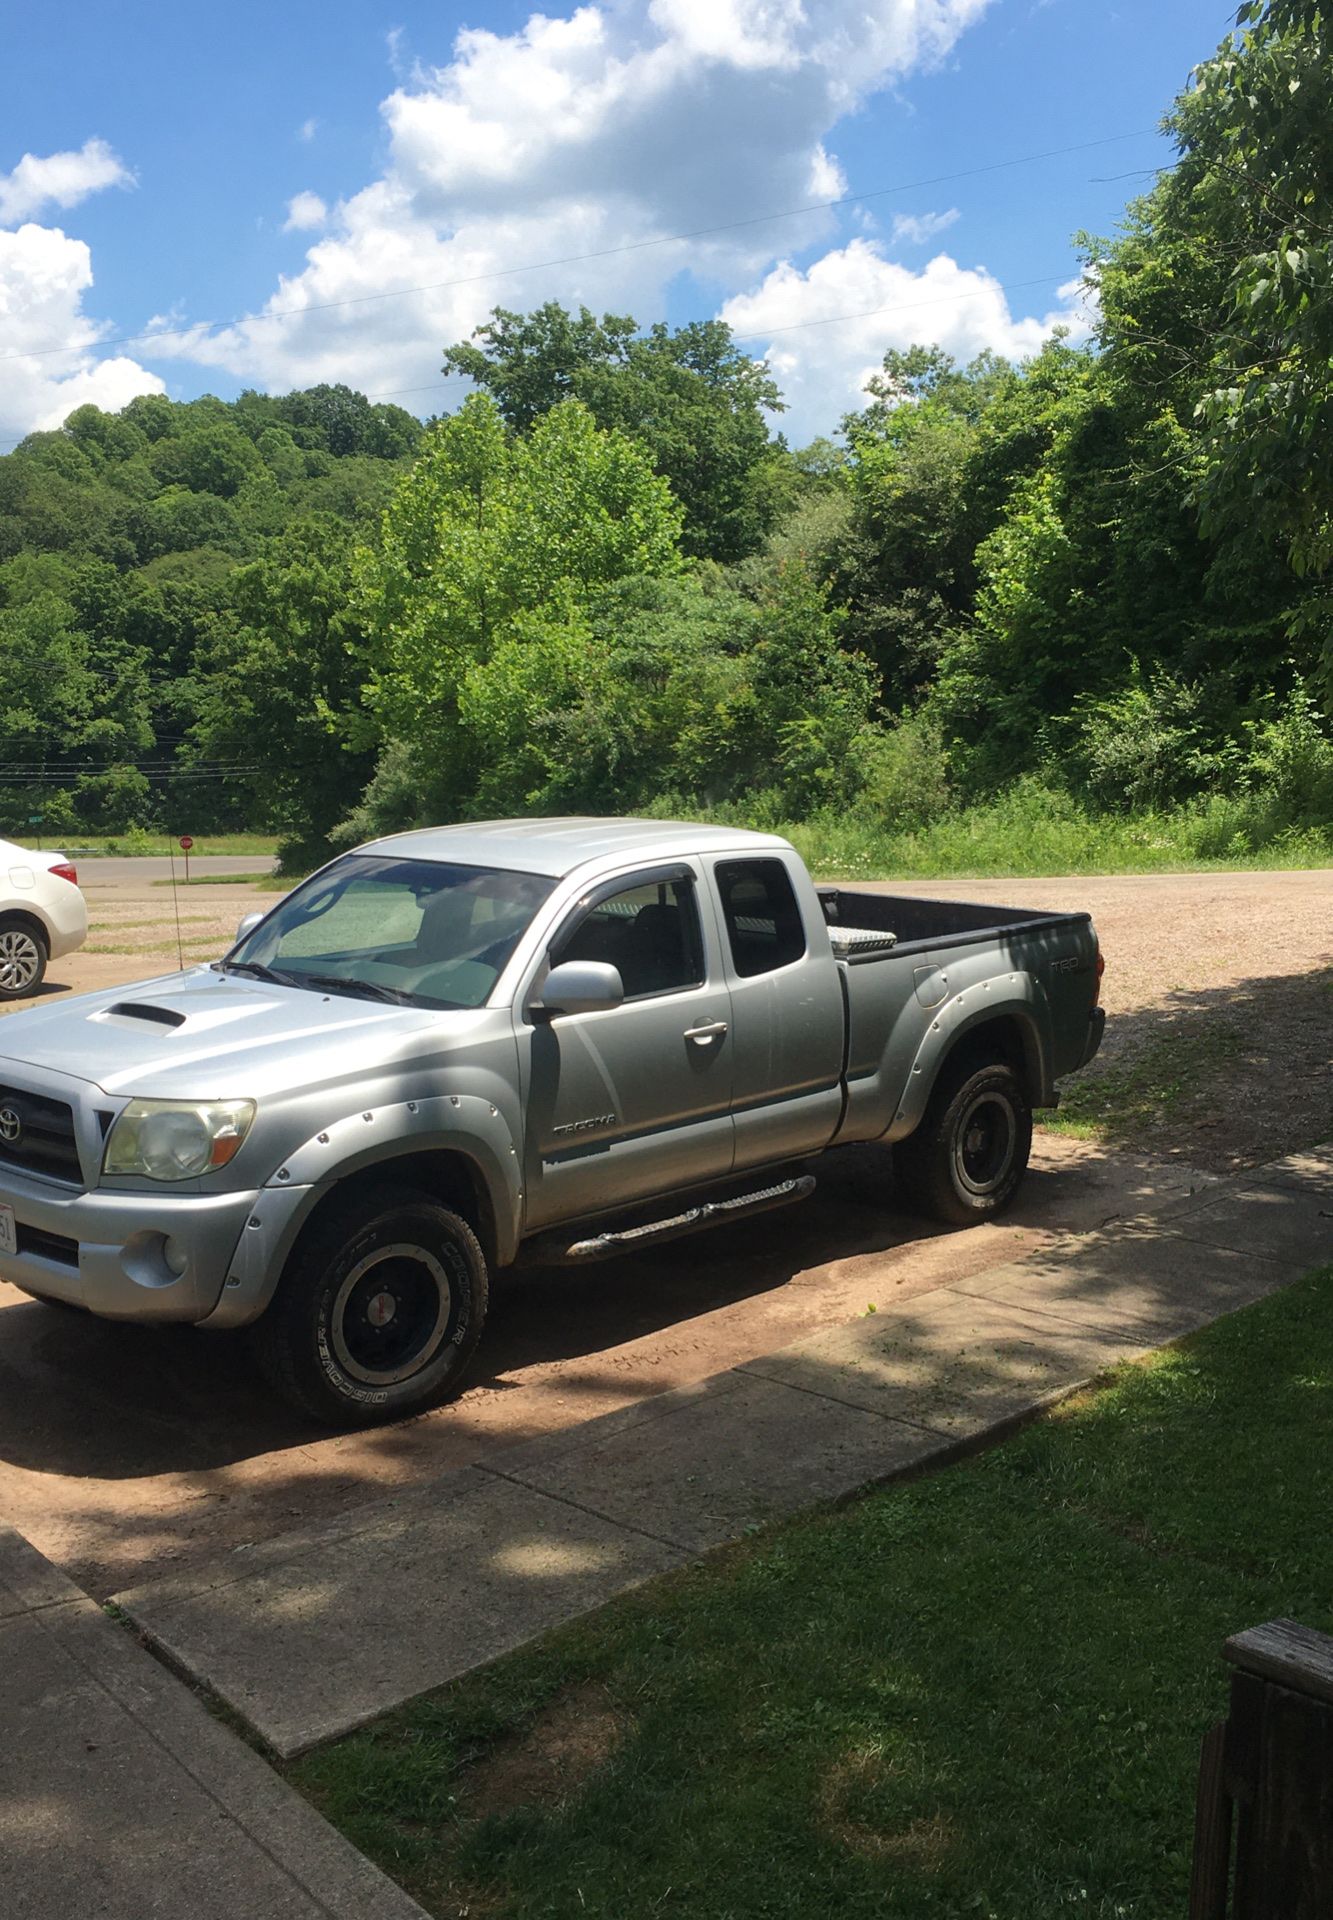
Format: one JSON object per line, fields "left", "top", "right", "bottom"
{"left": 199, "top": 1092, "right": 521, "bottom": 1330}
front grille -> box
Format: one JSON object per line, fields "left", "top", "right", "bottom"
{"left": 15, "top": 1222, "right": 79, "bottom": 1268}
{"left": 0, "top": 1084, "right": 82, "bottom": 1185}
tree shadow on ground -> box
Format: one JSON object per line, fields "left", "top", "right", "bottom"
{"left": 1056, "top": 956, "right": 1331, "bottom": 1170}
{"left": 0, "top": 958, "right": 1323, "bottom": 1598}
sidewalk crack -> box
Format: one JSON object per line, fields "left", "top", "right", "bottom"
{"left": 473, "top": 1461, "right": 693, "bottom": 1555}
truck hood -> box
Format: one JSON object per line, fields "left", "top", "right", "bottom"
{"left": 0, "top": 966, "right": 473, "bottom": 1100}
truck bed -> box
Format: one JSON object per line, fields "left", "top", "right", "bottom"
{"left": 817, "top": 886, "right": 1093, "bottom": 958}
{"left": 819, "top": 885, "right": 1101, "bottom": 1146}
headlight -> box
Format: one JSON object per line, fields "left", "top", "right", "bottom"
{"left": 103, "top": 1099, "right": 256, "bottom": 1182}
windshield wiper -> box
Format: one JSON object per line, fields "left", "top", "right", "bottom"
{"left": 300, "top": 973, "right": 412, "bottom": 1005}
{"left": 216, "top": 960, "right": 296, "bottom": 985}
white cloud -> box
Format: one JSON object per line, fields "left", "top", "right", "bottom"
{"left": 719, "top": 238, "right": 1093, "bottom": 440}
{"left": 0, "top": 137, "right": 133, "bottom": 225}
{"left": 2, "top": 8, "right": 1091, "bottom": 445}
{"left": 297, "top": 117, "right": 320, "bottom": 143}
{"left": 386, "top": 26, "right": 414, "bottom": 80}
{"left": 890, "top": 207, "right": 959, "bottom": 245}
{"left": 284, "top": 191, "right": 329, "bottom": 232}
{"left": 142, "top": 0, "right": 1002, "bottom": 423}
{"left": 646, "top": 0, "right": 808, "bottom": 71}
{"left": 807, "top": 142, "right": 846, "bottom": 201}
{"left": 0, "top": 223, "right": 163, "bottom": 443}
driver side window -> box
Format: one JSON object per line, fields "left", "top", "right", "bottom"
{"left": 551, "top": 876, "right": 704, "bottom": 1001}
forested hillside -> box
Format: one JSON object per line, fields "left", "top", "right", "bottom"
{"left": 2, "top": 0, "right": 1330, "bottom": 871}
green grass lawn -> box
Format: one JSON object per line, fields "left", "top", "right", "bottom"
{"left": 292, "top": 1264, "right": 1333, "bottom": 1920}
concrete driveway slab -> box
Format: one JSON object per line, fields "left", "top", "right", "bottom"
{"left": 0, "top": 1526, "right": 84, "bottom": 1622}
{"left": 949, "top": 1229, "right": 1298, "bottom": 1342}
{"left": 1159, "top": 1180, "right": 1332, "bottom": 1267}
{"left": 0, "top": 1527, "right": 424, "bottom": 1920}
{"left": 1244, "top": 1144, "right": 1332, "bottom": 1198}
{"left": 112, "top": 1190, "right": 1325, "bottom": 1762}
{"left": 741, "top": 1291, "right": 1150, "bottom": 1434}
{"left": 497, "top": 1368, "right": 949, "bottom": 1554}
{"left": 119, "top": 1465, "right": 685, "bottom": 1758}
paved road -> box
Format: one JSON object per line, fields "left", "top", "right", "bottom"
{"left": 77, "top": 854, "right": 278, "bottom": 884}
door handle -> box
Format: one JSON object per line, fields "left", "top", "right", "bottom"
{"left": 686, "top": 1020, "right": 728, "bottom": 1044}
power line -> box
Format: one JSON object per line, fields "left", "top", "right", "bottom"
{"left": 1, "top": 762, "right": 262, "bottom": 772}
{"left": 727, "top": 271, "right": 1079, "bottom": 342}
{"left": 2, "top": 769, "right": 267, "bottom": 783}
{"left": 0, "top": 265, "right": 1098, "bottom": 458}
{"left": 0, "top": 129, "right": 1161, "bottom": 371}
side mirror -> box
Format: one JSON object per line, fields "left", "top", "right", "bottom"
{"left": 234, "top": 911, "right": 265, "bottom": 944}
{"left": 535, "top": 960, "right": 624, "bottom": 1019}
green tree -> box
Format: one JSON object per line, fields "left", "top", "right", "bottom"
{"left": 444, "top": 304, "right": 787, "bottom": 561}
{"left": 1180, "top": 3, "right": 1333, "bottom": 582}
{"left": 274, "top": 384, "right": 423, "bottom": 460}
{"left": 450, "top": 563, "right": 874, "bottom": 822}
{"left": 351, "top": 395, "right": 684, "bottom": 819}
{"left": 0, "top": 589, "right": 155, "bottom": 831}
{"left": 442, "top": 304, "right": 638, "bottom": 430}
{"left": 190, "top": 517, "right": 373, "bottom": 861}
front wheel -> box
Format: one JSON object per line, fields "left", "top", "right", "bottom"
{"left": 0, "top": 918, "right": 48, "bottom": 1000}
{"left": 251, "top": 1187, "right": 488, "bottom": 1426}
{"left": 895, "top": 1061, "right": 1032, "bottom": 1227}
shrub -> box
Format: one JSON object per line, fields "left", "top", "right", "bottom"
{"left": 851, "top": 713, "right": 952, "bottom": 830}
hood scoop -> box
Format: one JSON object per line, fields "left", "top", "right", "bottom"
{"left": 99, "top": 1002, "right": 188, "bottom": 1030}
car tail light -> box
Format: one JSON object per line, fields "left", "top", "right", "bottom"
{"left": 49, "top": 861, "right": 78, "bottom": 886}
{"left": 1093, "top": 952, "right": 1105, "bottom": 1006}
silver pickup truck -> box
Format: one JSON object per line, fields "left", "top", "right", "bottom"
{"left": 0, "top": 819, "right": 1104, "bottom": 1424}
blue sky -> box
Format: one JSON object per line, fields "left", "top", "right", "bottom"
{"left": 1, "top": 0, "right": 1231, "bottom": 447}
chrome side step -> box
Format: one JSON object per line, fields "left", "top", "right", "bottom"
{"left": 561, "top": 1174, "right": 816, "bottom": 1263}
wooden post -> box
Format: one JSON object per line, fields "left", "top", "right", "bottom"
{"left": 1190, "top": 1720, "right": 1232, "bottom": 1919}
{"left": 1189, "top": 1619, "right": 1333, "bottom": 1918}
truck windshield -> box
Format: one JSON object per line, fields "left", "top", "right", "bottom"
{"left": 225, "top": 855, "right": 555, "bottom": 1010}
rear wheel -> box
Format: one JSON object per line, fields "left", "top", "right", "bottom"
{"left": 0, "top": 918, "right": 47, "bottom": 1000}
{"left": 251, "top": 1187, "right": 488, "bottom": 1426}
{"left": 895, "top": 1060, "right": 1032, "bottom": 1226}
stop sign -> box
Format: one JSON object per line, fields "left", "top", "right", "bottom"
{"left": 178, "top": 835, "right": 194, "bottom": 852}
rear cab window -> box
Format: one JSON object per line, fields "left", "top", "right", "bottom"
{"left": 714, "top": 858, "right": 806, "bottom": 978}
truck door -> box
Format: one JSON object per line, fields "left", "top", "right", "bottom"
{"left": 706, "top": 854, "right": 846, "bottom": 1172}
{"left": 519, "top": 864, "right": 735, "bottom": 1230}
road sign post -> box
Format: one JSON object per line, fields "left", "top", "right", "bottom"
{"left": 178, "top": 834, "right": 193, "bottom": 883}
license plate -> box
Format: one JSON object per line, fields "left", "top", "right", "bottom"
{"left": 0, "top": 1205, "right": 14, "bottom": 1258}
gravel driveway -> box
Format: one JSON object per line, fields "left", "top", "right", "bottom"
{"left": 866, "top": 869, "right": 1332, "bottom": 1169}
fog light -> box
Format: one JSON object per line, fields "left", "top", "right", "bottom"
{"left": 162, "top": 1236, "right": 189, "bottom": 1277}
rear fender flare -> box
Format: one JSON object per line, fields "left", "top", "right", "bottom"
{"left": 885, "top": 984, "right": 1049, "bottom": 1144}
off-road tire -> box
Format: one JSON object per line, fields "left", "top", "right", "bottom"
{"left": 895, "top": 1059, "right": 1032, "bottom": 1227}
{"left": 0, "top": 917, "right": 48, "bottom": 1000}
{"left": 251, "top": 1186, "right": 488, "bottom": 1426}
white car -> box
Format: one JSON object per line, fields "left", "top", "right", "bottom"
{"left": 0, "top": 838, "right": 88, "bottom": 1001}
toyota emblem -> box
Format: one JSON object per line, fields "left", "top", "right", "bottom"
{"left": 0, "top": 1106, "right": 21, "bottom": 1146}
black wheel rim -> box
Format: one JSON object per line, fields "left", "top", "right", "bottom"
{"left": 952, "top": 1091, "right": 1017, "bottom": 1196}
{"left": 330, "top": 1243, "right": 454, "bottom": 1387}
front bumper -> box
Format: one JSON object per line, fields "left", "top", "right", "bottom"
{"left": 0, "top": 1169, "right": 260, "bottom": 1323}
